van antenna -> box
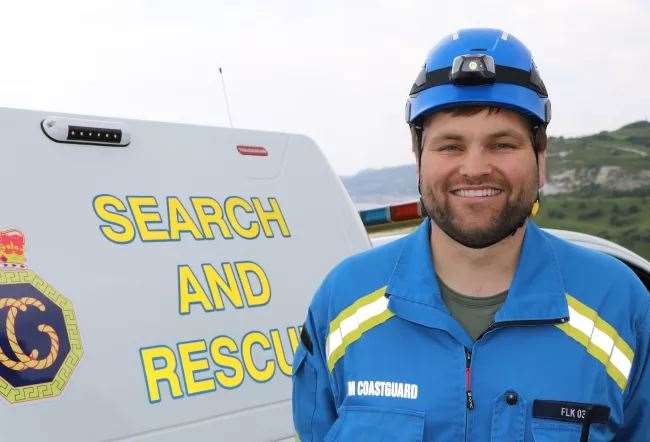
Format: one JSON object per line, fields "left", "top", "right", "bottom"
{"left": 218, "top": 67, "right": 234, "bottom": 128}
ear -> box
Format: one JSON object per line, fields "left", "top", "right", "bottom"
{"left": 537, "top": 150, "right": 547, "bottom": 188}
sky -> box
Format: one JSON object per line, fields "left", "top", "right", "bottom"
{"left": 1, "top": 0, "right": 648, "bottom": 175}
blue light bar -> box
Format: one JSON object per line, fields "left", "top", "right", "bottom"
{"left": 359, "top": 207, "right": 390, "bottom": 226}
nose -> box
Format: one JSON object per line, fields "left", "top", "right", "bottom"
{"left": 458, "top": 146, "right": 492, "bottom": 179}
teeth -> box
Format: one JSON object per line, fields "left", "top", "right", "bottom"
{"left": 454, "top": 188, "right": 501, "bottom": 197}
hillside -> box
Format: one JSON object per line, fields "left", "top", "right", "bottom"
{"left": 546, "top": 121, "right": 650, "bottom": 193}
{"left": 342, "top": 120, "right": 650, "bottom": 207}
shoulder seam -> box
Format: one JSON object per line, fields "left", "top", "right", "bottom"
{"left": 636, "top": 294, "right": 650, "bottom": 334}
{"left": 541, "top": 229, "right": 568, "bottom": 293}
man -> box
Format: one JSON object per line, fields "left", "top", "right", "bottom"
{"left": 292, "top": 28, "right": 649, "bottom": 441}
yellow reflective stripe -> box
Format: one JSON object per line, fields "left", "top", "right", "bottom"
{"left": 600, "top": 318, "right": 634, "bottom": 361}
{"left": 329, "top": 287, "right": 387, "bottom": 334}
{"left": 326, "top": 289, "right": 388, "bottom": 362}
{"left": 607, "top": 363, "right": 628, "bottom": 391}
{"left": 567, "top": 294, "right": 633, "bottom": 389}
{"left": 326, "top": 286, "right": 394, "bottom": 372}
{"left": 556, "top": 294, "right": 635, "bottom": 390}
{"left": 327, "top": 309, "right": 394, "bottom": 372}
{"left": 557, "top": 322, "right": 589, "bottom": 347}
{"left": 586, "top": 336, "right": 613, "bottom": 371}
{"left": 327, "top": 287, "right": 388, "bottom": 361}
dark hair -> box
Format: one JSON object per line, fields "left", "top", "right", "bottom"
{"left": 412, "top": 105, "right": 548, "bottom": 157}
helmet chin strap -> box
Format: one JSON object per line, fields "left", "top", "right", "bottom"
{"left": 506, "top": 208, "right": 529, "bottom": 238}
{"left": 417, "top": 178, "right": 430, "bottom": 219}
{"left": 414, "top": 125, "right": 431, "bottom": 219}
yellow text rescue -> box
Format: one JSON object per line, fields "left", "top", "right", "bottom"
{"left": 140, "top": 326, "right": 301, "bottom": 403}
{"left": 93, "top": 195, "right": 291, "bottom": 243}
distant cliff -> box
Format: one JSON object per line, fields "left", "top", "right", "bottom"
{"left": 341, "top": 121, "right": 650, "bottom": 208}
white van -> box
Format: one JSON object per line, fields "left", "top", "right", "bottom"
{"left": 0, "top": 107, "right": 370, "bottom": 441}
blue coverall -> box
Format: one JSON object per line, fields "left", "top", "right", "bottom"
{"left": 292, "top": 219, "right": 650, "bottom": 441}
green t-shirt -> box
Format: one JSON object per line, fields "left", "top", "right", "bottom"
{"left": 437, "top": 275, "right": 507, "bottom": 341}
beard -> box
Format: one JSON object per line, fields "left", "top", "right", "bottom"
{"left": 420, "top": 176, "right": 538, "bottom": 249}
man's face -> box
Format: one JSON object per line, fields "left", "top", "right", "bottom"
{"left": 418, "top": 108, "right": 546, "bottom": 249}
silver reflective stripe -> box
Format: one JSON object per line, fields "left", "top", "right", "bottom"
{"left": 558, "top": 295, "right": 634, "bottom": 389}
{"left": 326, "top": 295, "right": 389, "bottom": 361}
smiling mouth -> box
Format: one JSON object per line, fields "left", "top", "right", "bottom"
{"left": 450, "top": 188, "right": 503, "bottom": 198}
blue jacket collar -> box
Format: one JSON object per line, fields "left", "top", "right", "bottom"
{"left": 386, "top": 218, "right": 569, "bottom": 331}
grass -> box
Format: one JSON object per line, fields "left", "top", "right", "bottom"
{"left": 535, "top": 195, "right": 650, "bottom": 260}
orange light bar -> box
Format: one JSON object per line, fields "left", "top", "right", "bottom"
{"left": 389, "top": 201, "right": 421, "bottom": 222}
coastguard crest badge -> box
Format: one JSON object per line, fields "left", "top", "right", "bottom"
{"left": 0, "top": 229, "right": 82, "bottom": 403}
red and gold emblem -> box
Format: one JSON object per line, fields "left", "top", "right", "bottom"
{"left": 0, "top": 229, "right": 82, "bottom": 403}
{"left": 0, "top": 229, "right": 26, "bottom": 269}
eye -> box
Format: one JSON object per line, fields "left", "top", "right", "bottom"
{"left": 438, "top": 144, "right": 461, "bottom": 151}
{"left": 495, "top": 142, "right": 516, "bottom": 150}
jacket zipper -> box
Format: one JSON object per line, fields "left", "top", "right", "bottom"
{"left": 465, "top": 347, "right": 474, "bottom": 410}
{"left": 464, "top": 347, "right": 474, "bottom": 442}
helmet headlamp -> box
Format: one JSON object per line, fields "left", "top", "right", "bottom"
{"left": 450, "top": 54, "right": 496, "bottom": 85}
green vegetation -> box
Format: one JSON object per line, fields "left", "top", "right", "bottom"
{"left": 535, "top": 195, "right": 650, "bottom": 259}
{"left": 539, "top": 122, "right": 650, "bottom": 259}
{"left": 546, "top": 120, "right": 650, "bottom": 173}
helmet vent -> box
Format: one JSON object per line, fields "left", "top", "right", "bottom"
{"left": 470, "top": 48, "right": 487, "bottom": 51}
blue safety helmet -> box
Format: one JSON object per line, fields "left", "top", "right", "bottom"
{"left": 405, "top": 28, "right": 551, "bottom": 128}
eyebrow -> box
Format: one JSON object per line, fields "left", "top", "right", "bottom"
{"left": 488, "top": 130, "right": 527, "bottom": 141}
{"left": 426, "top": 133, "right": 464, "bottom": 143}
{"left": 426, "top": 130, "right": 527, "bottom": 144}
